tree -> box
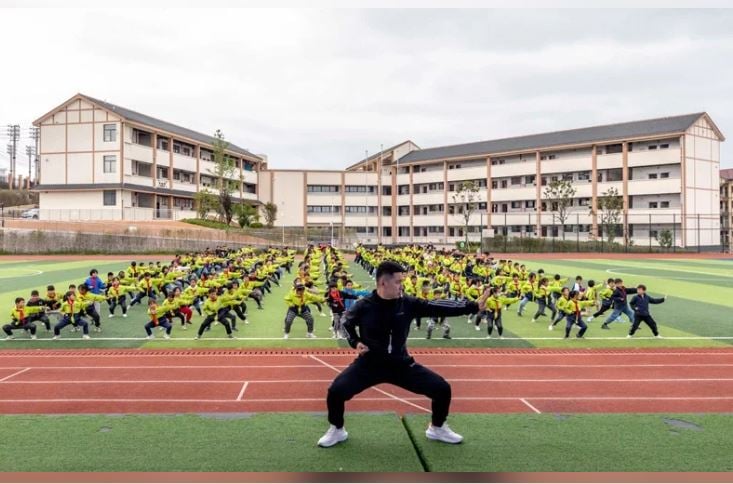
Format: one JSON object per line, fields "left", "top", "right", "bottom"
{"left": 656, "top": 229, "right": 673, "bottom": 250}
{"left": 235, "top": 203, "right": 260, "bottom": 228}
{"left": 543, "top": 180, "right": 576, "bottom": 240}
{"left": 207, "top": 129, "right": 237, "bottom": 225}
{"left": 263, "top": 202, "right": 278, "bottom": 228}
{"left": 450, "top": 180, "right": 481, "bottom": 248}
{"left": 592, "top": 187, "right": 623, "bottom": 244}
{"left": 194, "top": 188, "right": 217, "bottom": 220}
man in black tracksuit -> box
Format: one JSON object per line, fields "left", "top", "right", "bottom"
{"left": 628, "top": 284, "right": 666, "bottom": 338}
{"left": 317, "top": 260, "right": 489, "bottom": 448}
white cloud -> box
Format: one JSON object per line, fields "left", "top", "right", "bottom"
{"left": 0, "top": 8, "right": 730, "bottom": 175}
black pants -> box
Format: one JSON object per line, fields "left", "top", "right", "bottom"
{"left": 593, "top": 300, "right": 612, "bottom": 318}
{"left": 630, "top": 314, "right": 659, "bottom": 336}
{"left": 326, "top": 356, "right": 451, "bottom": 429}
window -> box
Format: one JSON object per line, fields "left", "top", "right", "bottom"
{"left": 103, "top": 124, "right": 116, "bottom": 142}
{"left": 511, "top": 201, "right": 521, "bottom": 209}
{"left": 650, "top": 230, "right": 659, "bottom": 239}
{"left": 500, "top": 180, "right": 508, "bottom": 189}
{"left": 660, "top": 143, "right": 669, "bottom": 149}
{"left": 511, "top": 176, "right": 522, "bottom": 185}
{"left": 103, "top": 155, "right": 116, "bottom": 173}
{"left": 578, "top": 171, "right": 590, "bottom": 181}
{"left": 491, "top": 180, "right": 498, "bottom": 189}
{"left": 660, "top": 172, "right": 670, "bottom": 179}
{"left": 307, "top": 185, "right": 340, "bottom": 193}
{"left": 157, "top": 138, "right": 169, "bottom": 151}
{"left": 648, "top": 145, "right": 658, "bottom": 150}
{"left": 606, "top": 144, "right": 622, "bottom": 154}
{"left": 103, "top": 190, "right": 116, "bottom": 206}
{"left": 660, "top": 201, "right": 670, "bottom": 208}
{"left": 579, "top": 198, "right": 591, "bottom": 207}
{"left": 526, "top": 200, "right": 536, "bottom": 209}
{"left": 525, "top": 175, "right": 536, "bottom": 185}
{"left": 649, "top": 173, "right": 658, "bottom": 179}
{"left": 649, "top": 202, "right": 658, "bottom": 209}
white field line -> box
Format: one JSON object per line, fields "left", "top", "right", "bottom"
{"left": 0, "top": 367, "right": 29, "bottom": 382}
{"left": 3, "top": 336, "right": 733, "bottom": 341}
{"left": 2, "top": 363, "right": 733, "bottom": 369}
{"left": 236, "top": 382, "right": 249, "bottom": 401}
{"left": 4, "top": 378, "right": 733, "bottom": 384}
{"left": 308, "top": 354, "right": 431, "bottom": 413}
{"left": 520, "top": 398, "right": 542, "bottom": 414}
{"left": 0, "top": 351, "right": 732, "bottom": 357}
{"left": 0, "top": 396, "right": 732, "bottom": 403}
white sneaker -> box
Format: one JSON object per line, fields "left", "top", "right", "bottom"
{"left": 548, "top": 325, "right": 554, "bottom": 331}
{"left": 108, "top": 314, "right": 114, "bottom": 318}
{"left": 627, "top": 334, "right": 632, "bottom": 338}
{"left": 82, "top": 335, "right": 91, "bottom": 340}
{"left": 163, "top": 333, "right": 171, "bottom": 339}
{"left": 244, "top": 319, "right": 250, "bottom": 325}
{"left": 5, "top": 336, "right": 14, "bottom": 340}
{"left": 587, "top": 316, "right": 594, "bottom": 322}
{"left": 466, "top": 317, "right": 472, "bottom": 324}
{"left": 147, "top": 335, "right": 155, "bottom": 339}
{"left": 306, "top": 333, "right": 316, "bottom": 339}
{"left": 52, "top": 335, "right": 60, "bottom": 340}
{"left": 531, "top": 319, "right": 536, "bottom": 323}
{"left": 656, "top": 334, "right": 663, "bottom": 339}
{"left": 474, "top": 326, "right": 480, "bottom": 331}
{"left": 317, "top": 425, "right": 348, "bottom": 447}
{"left": 426, "top": 424, "right": 463, "bottom": 444}
{"left": 283, "top": 333, "right": 289, "bottom": 339}
{"left": 499, "top": 336, "right": 504, "bottom": 339}
{"left": 123, "top": 314, "right": 128, "bottom": 318}
{"left": 31, "top": 335, "right": 37, "bottom": 340}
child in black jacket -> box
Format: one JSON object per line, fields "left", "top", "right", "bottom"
{"left": 628, "top": 284, "right": 666, "bottom": 338}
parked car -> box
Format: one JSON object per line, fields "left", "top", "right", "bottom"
{"left": 20, "top": 208, "right": 39, "bottom": 219}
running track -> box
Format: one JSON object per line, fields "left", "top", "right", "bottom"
{"left": 0, "top": 348, "right": 732, "bottom": 415}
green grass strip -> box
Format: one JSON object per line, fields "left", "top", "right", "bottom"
{"left": 0, "top": 413, "right": 423, "bottom": 472}
{"left": 404, "top": 413, "right": 733, "bottom": 472}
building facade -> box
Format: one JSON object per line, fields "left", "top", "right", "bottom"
{"left": 33, "top": 94, "right": 265, "bottom": 221}
{"left": 722, "top": 168, "right": 733, "bottom": 252}
{"left": 34, "top": 95, "right": 724, "bottom": 248}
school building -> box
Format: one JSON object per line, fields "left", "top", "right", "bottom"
{"left": 34, "top": 94, "right": 724, "bottom": 248}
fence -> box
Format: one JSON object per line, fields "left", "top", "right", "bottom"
{"left": 479, "top": 212, "right": 724, "bottom": 253}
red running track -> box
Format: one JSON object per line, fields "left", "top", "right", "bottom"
{"left": 0, "top": 348, "right": 732, "bottom": 415}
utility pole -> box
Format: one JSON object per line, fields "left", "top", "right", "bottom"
{"left": 28, "top": 126, "right": 40, "bottom": 184}
{"left": 6, "top": 125, "right": 20, "bottom": 190}
{"left": 25, "top": 145, "right": 35, "bottom": 189}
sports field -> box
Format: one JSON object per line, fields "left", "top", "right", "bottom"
{"left": 1, "top": 256, "right": 731, "bottom": 349}
{"left": 1, "top": 254, "right": 732, "bottom": 473}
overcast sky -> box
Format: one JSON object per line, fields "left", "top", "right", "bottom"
{"left": 1, "top": 8, "right": 732, "bottom": 175}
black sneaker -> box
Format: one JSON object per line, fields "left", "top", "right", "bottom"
{"left": 601, "top": 323, "right": 610, "bottom": 330}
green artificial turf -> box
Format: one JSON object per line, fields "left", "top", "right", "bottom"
{"left": 404, "top": 413, "right": 733, "bottom": 472}
{"left": 1, "top": 256, "right": 732, "bottom": 349}
{"left": 0, "top": 413, "right": 423, "bottom": 472}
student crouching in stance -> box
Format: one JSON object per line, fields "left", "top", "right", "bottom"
{"left": 317, "top": 260, "right": 490, "bottom": 448}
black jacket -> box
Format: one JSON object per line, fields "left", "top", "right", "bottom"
{"left": 629, "top": 294, "right": 664, "bottom": 316}
{"left": 342, "top": 290, "right": 479, "bottom": 364}
{"left": 611, "top": 286, "right": 638, "bottom": 309}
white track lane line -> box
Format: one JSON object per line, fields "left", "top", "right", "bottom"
{"left": 308, "top": 354, "right": 431, "bottom": 413}
{"left": 236, "top": 382, "right": 249, "bottom": 401}
{"left": 0, "top": 368, "right": 29, "bottom": 382}
{"left": 520, "top": 398, "right": 542, "bottom": 414}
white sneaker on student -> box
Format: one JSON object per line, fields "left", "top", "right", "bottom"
{"left": 123, "top": 314, "right": 128, "bottom": 318}
{"left": 474, "top": 326, "right": 480, "bottom": 331}
{"left": 283, "top": 333, "right": 289, "bottom": 339}
{"left": 306, "top": 332, "right": 317, "bottom": 339}
{"left": 52, "top": 335, "right": 60, "bottom": 340}
{"left": 31, "top": 335, "right": 37, "bottom": 340}
{"left": 426, "top": 424, "right": 463, "bottom": 444}
{"left": 82, "top": 335, "right": 91, "bottom": 340}
{"left": 548, "top": 325, "right": 554, "bottom": 331}
{"left": 627, "top": 334, "right": 632, "bottom": 338}
{"left": 163, "top": 333, "right": 171, "bottom": 339}
{"left": 147, "top": 334, "right": 155, "bottom": 339}
{"left": 317, "top": 425, "right": 348, "bottom": 447}
{"left": 108, "top": 314, "right": 114, "bottom": 318}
